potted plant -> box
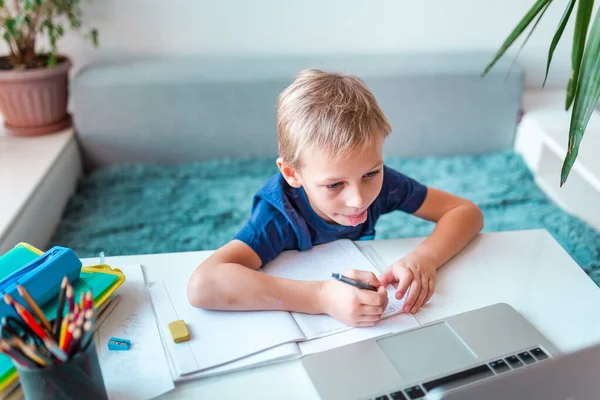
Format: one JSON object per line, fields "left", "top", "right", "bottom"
{"left": 0, "top": 0, "right": 98, "bottom": 136}
{"left": 482, "top": 0, "right": 598, "bottom": 187}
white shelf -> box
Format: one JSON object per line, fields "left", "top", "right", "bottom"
{"left": 0, "top": 115, "right": 82, "bottom": 253}
{"left": 516, "top": 104, "right": 600, "bottom": 232}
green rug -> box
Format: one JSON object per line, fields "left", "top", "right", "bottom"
{"left": 49, "top": 151, "right": 600, "bottom": 285}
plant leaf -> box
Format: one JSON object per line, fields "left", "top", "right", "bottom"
{"left": 23, "top": 0, "right": 37, "bottom": 12}
{"left": 5, "top": 18, "right": 17, "bottom": 37}
{"left": 561, "top": 8, "right": 600, "bottom": 186}
{"left": 86, "top": 28, "right": 99, "bottom": 47}
{"left": 544, "top": 0, "right": 576, "bottom": 87}
{"left": 14, "top": 15, "right": 25, "bottom": 29}
{"left": 507, "top": 0, "right": 552, "bottom": 79}
{"left": 566, "top": 0, "right": 594, "bottom": 110}
{"left": 482, "top": 0, "right": 552, "bottom": 76}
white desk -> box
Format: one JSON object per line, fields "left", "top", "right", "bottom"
{"left": 82, "top": 229, "right": 600, "bottom": 400}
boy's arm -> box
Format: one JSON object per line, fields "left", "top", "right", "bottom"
{"left": 187, "top": 240, "right": 323, "bottom": 313}
{"left": 411, "top": 187, "right": 484, "bottom": 268}
{"left": 187, "top": 240, "right": 389, "bottom": 327}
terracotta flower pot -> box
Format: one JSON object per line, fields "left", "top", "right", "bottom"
{"left": 0, "top": 56, "right": 73, "bottom": 136}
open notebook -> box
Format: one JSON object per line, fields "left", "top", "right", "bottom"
{"left": 149, "top": 239, "right": 420, "bottom": 380}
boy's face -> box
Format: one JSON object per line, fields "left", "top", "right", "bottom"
{"left": 278, "top": 138, "right": 384, "bottom": 227}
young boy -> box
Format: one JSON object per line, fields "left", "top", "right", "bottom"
{"left": 187, "top": 69, "right": 483, "bottom": 327}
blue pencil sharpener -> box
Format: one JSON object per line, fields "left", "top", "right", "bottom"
{"left": 107, "top": 337, "right": 131, "bottom": 351}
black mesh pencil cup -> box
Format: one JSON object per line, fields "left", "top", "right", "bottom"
{"left": 14, "top": 340, "right": 108, "bottom": 400}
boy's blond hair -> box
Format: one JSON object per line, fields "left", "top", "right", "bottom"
{"left": 277, "top": 69, "right": 391, "bottom": 168}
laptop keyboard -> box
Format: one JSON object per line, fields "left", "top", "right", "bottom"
{"left": 367, "top": 346, "right": 550, "bottom": 399}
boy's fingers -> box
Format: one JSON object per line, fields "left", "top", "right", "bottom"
{"left": 359, "top": 304, "right": 386, "bottom": 315}
{"left": 395, "top": 269, "right": 413, "bottom": 299}
{"left": 378, "top": 269, "right": 395, "bottom": 286}
{"left": 358, "top": 314, "right": 383, "bottom": 322}
{"left": 345, "top": 270, "right": 383, "bottom": 287}
{"left": 356, "top": 321, "right": 378, "bottom": 327}
{"left": 412, "top": 277, "right": 429, "bottom": 312}
{"left": 378, "top": 286, "right": 389, "bottom": 310}
{"left": 359, "top": 287, "right": 388, "bottom": 307}
{"left": 424, "top": 280, "right": 435, "bottom": 304}
{"left": 403, "top": 279, "right": 420, "bottom": 313}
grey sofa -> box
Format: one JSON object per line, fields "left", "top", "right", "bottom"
{"left": 1, "top": 53, "right": 522, "bottom": 254}
{"left": 71, "top": 53, "right": 523, "bottom": 170}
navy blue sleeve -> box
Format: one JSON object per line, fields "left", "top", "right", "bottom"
{"left": 233, "top": 199, "right": 298, "bottom": 266}
{"left": 380, "top": 166, "right": 428, "bottom": 214}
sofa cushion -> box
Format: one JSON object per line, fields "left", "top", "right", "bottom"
{"left": 71, "top": 54, "right": 523, "bottom": 169}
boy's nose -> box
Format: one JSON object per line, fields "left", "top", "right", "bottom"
{"left": 346, "top": 189, "right": 367, "bottom": 210}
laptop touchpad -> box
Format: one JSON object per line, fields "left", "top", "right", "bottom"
{"left": 377, "top": 322, "right": 476, "bottom": 381}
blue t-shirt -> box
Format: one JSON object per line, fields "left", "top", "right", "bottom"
{"left": 233, "top": 166, "right": 427, "bottom": 265}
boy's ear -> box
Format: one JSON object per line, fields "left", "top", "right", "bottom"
{"left": 276, "top": 157, "right": 302, "bottom": 188}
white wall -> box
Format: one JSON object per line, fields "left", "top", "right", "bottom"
{"left": 0, "top": 0, "right": 585, "bottom": 88}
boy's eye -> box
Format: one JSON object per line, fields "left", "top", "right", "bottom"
{"left": 326, "top": 182, "right": 342, "bottom": 190}
{"left": 364, "top": 170, "right": 381, "bottom": 178}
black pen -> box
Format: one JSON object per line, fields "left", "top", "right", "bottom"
{"left": 330, "top": 273, "right": 378, "bottom": 291}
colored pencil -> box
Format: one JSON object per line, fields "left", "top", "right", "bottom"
{"left": 0, "top": 340, "right": 36, "bottom": 368}
{"left": 10, "top": 336, "right": 48, "bottom": 367}
{"left": 3, "top": 295, "right": 48, "bottom": 342}
{"left": 3, "top": 294, "right": 68, "bottom": 363}
{"left": 42, "top": 337, "right": 68, "bottom": 362}
{"left": 0, "top": 318, "right": 19, "bottom": 339}
{"left": 75, "top": 313, "right": 84, "bottom": 329}
{"left": 24, "top": 339, "right": 53, "bottom": 366}
{"left": 81, "top": 308, "right": 96, "bottom": 331}
{"left": 66, "top": 327, "right": 82, "bottom": 356}
{"left": 85, "top": 290, "right": 93, "bottom": 311}
{"left": 73, "top": 304, "right": 80, "bottom": 323}
{"left": 66, "top": 284, "right": 74, "bottom": 314}
{"left": 16, "top": 284, "right": 52, "bottom": 332}
{"left": 59, "top": 315, "right": 70, "bottom": 349}
{"left": 61, "top": 322, "right": 74, "bottom": 352}
{"left": 52, "top": 276, "right": 69, "bottom": 339}
{"left": 79, "top": 320, "right": 94, "bottom": 351}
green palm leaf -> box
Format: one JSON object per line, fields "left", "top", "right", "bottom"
{"left": 544, "top": 0, "right": 576, "bottom": 87}
{"left": 482, "top": 0, "right": 552, "bottom": 76}
{"left": 566, "top": 0, "right": 594, "bottom": 110}
{"left": 561, "top": 9, "right": 600, "bottom": 186}
{"left": 510, "top": 1, "right": 552, "bottom": 74}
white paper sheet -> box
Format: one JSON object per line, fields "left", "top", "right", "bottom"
{"left": 148, "top": 282, "right": 301, "bottom": 381}
{"left": 262, "top": 239, "right": 408, "bottom": 339}
{"left": 96, "top": 264, "right": 175, "bottom": 400}
{"left": 149, "top": 278, "right": 305, "bottom": 374}
{"left": 174, "top": 343, "right": 301, "bottom": 382}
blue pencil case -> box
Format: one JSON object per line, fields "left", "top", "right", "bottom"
{"left": 0, "top": 246, "right": 81, "bottom": 319}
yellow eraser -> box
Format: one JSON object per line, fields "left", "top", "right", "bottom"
{"left": 168, "top": 320, "right": 190, "bottom": 343}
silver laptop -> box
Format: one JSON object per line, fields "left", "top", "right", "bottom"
{"left": 429, "top": 340, "right": 600, "bottom": 400}
{"left": 301, "top": 303, "right": 560, "bottom": 400}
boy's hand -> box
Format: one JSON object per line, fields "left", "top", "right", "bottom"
{"left": 319, "top": 269, "right": 389, "bottom": 327}
{"left": 379, "top": 252, "right": 438, "bottom": 314}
